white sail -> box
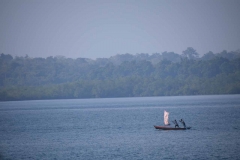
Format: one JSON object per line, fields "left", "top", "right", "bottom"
{"left": 164, "top": 110, "right": 170, "bottom": 125}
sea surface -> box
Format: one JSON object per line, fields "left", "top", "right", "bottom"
{"left": 0, "top": 95, "right": 240, "bottom": 160}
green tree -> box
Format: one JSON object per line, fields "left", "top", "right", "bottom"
{"left": 182, "top": 47, "right": 199, "bottom": 59}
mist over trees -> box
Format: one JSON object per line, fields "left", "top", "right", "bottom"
{"left": 0, "top": 48, "right": 240, "bottom": 101}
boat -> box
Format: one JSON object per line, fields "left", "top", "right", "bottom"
{"left": 154, "top": 125, "right": 191, "bottom": 130}
{"left": 154, "top": 110, "right": 191, "bottom": 130}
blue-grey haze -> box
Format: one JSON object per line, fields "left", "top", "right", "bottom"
{"left": 0, "top": 0, "right": 240, "bottom": 59}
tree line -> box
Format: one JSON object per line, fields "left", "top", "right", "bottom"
{"left": 0, "top": 47, "right": 240, "bottom": 101}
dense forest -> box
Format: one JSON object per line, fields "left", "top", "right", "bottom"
{"left": 0, "top": 47, "right": 240, "bottom": 101}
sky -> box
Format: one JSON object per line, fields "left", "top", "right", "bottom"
{"left": 0, "top": 0, "right": 240, "bottom": 59}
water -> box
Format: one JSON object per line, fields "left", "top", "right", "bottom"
{"left": 0, "top": 95, "right": 240, "bottom": 160}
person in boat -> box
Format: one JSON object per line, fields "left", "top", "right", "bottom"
{"left": 179, "top": 119, "right": 186, "bottom": 128}
{"left": 172, "top": 120, "right": 179, "bottom": 128}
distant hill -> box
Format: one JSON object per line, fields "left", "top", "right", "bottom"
{"left": 0, "top": 48, "right": 240, "bottom": 101}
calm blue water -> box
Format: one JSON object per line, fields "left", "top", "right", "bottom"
{"left": 0, "top": 95, "right": 240, "bottom": 160}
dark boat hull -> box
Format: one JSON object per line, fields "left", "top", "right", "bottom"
{"left": 154, "top": 125, "right": 191, "bottom": 130}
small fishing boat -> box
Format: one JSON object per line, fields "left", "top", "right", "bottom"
{"left": 154, "top": 125, "right": 191, "bottom": 130}
{"left": 154, "top": 110, "right": 191, "bottom": 130}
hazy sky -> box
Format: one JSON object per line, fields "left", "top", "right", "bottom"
{"left": 0, "top": 0, "right": 240, "bottom": 59}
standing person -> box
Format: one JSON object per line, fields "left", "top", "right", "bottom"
{"left": 179, "top": 119, "right": 186, "bottom": 128}
{"left": 172, "top": 120, "right": 179, "bottom": 128}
